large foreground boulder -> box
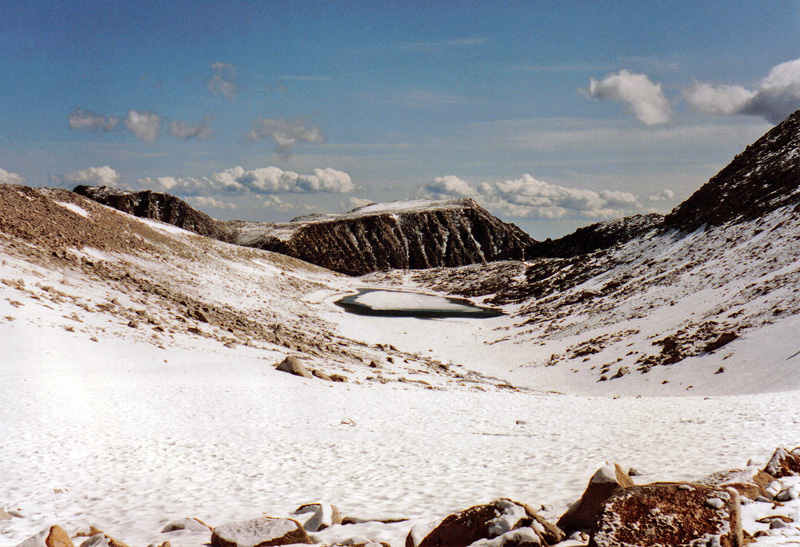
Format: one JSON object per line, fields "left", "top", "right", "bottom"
{"left": 211, "top": 516, "right": 311, "bottom": 547}
{"left": 408, "top": 499, "right": 563, "bottom": 547}
{"left": 589, "top": 483, "right": 742, "bottom": 547}
{"left": 16, "top": 526, "right": 73, "bottom": 547}
{"left": 556, "top": 462, "right": 633, "bottom": 535}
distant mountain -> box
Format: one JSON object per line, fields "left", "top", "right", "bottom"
{"left": 229, "top": 198, "right": 538, "bottom": 275}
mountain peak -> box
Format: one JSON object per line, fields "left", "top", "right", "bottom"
{"left": 666, "top": 109, "right": 800, "bottom": 231}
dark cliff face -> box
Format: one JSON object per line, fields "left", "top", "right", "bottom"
{"left": 666, "top": 109, "right": 800, "bottom": 232}
{"left": 230, "top": 199, "right": 538, "bottom": 276}
{"left": 73, "top": 185, "right": 237, "bottom": 243}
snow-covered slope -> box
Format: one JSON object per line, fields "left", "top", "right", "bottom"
{"left": 4, "top": 109, "right": 800, "bottom": 546}
{"left": 359, "top": 112, "right": 800, "bottom": 397}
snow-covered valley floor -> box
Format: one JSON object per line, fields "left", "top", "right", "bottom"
{"left": 3, "top": 309, "right": 800, "bottom": 546}
{"left": 2, "top": 187, "right": 800, "bottom": 545}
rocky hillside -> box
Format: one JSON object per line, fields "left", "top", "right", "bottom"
{"left": 529, "top": 213, "right": 663, "bottom": 258}
{"left": 366, "top": 108, "right": 800, "bottom": 395}
{"left": 666, "top": 108, "right": 800, "bottom": 232}
{"left": 0, "top": 183, "right": 506, "bottom": 391}
{"left": 229, "top": 198, "right": 538, "bottom": 275}
{"left": 73, "top": 185, "right": 237, "bottom": 243}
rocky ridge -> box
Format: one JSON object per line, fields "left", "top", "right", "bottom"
{"left": 230, "top": 198, "right": 537, "bottom": 275}
{"left": 73, "top": 185, "right": 237, "bottom": 243}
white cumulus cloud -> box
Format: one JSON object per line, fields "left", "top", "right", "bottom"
{"left": 0, "top": 167, "right": 27, "bottom": 185}
{"left": 51, "top": 166, "right": 122, "bottom": 187}
{"left": 262, "top": 195, "right": 294, "bottom": 211}
{"left": 684, "top": 82, "right": 755, "bottom": 115}
{"left": 424, "top": 173, "right": 643, "bottom": 220}
{"left": 582, "top": 70, "right": 671, "bottom": 125}
{"left": 245, "top": 118, "right": 325, "bottom": 158}
{"left": 138, "top": 166, "right": 353, "bottom": 196}
{"left": 423, "top": 175, "right": 477, "bottom": 199}
{"left": 649, "top": 189, "right": 675, "bottom": 202}
{"left": 125, "top": 110, "right": 161, "bottom": 143}
{"left": 208, "top": 62, "right": 237, "bottom": 100}
{"left": 685, "top": 59, "right": 800, "bottom": 124}
{"left": 68, "top": 109, "right": 119, "bottom": 131}
{"left": 187, "top": 196, "right": 237, "bottom": 210}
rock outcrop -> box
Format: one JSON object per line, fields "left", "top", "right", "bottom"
{"left": 229, "top": 199, "right": 537, "bottom": 275}
{"left": 73, "top": 186, "right": 237, "bottom": 242}
{"left": 589, "top": 483, "right": 743, "bottom": 547}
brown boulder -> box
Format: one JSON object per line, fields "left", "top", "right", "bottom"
{"left": 589, "top": 483, "right": 743, "bottom": 547}
{"left": 763, "top": 447, "right": 800, "bottom": 478}
{"left": 15, "top": 526, "right": 74, "bottom": 547}
{"left": 409, "top": 499, "right": 563, "bottom": 547}
{"left": 700, "top": 468, "right": 775, "bottom": 500}
{"left": 211, "top": 517, "right": 311, "bottom": 547}
{"left": 556, "top": 462, "right": 634, "bottom": 534}
{"left": 275, "top": 356, "right": 313, "bottom": 379}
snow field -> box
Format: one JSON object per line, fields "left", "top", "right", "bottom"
{"left": 2, "top": 319, "right": 800, "bottom": 545}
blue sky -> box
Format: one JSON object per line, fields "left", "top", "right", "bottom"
{"left": 1, "top": 0, "right": 799, "bottom": 237}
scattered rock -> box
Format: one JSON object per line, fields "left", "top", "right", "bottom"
{"left": 610, "top": 367, "right": 629, "bottom": 380}
{"left": 775, "top": 483, "right": 800, "bottom": 501}
{"left": 704, "top": 332, "right": 738, "bottom": 353}
{"left": 291, "top": 503, "right": 342, "bottom": 532}
{"left": 329, "top": 374, "right": 349, "bottom": 383}
{"left": 557, "top": 462, "right": 634, "bottom": 535}
{"left": 16, "top": 526, "right": 74, "bottom": 547}
{"left": 76, "top": 532, "right": 129, "bottom": 547}
{"left": 589, "top": 483, "right": 742, "bottom": 547}
{"left": 468, "top": 527, "right": 545, "bottom": 546}
{"left": 275, "top": 356, "right": 313, "bottom": 379}
{"left": 161, "top": 517, "right": 212, "bottom": 532}
{"left": 211, "top": 516, "right": 311, "bottom": 547}
{"left": 410, "top": 499, "right": 563, "bottom": 547}
{"left": 700, "top": 467, "right": 775, "bottom": 501}
{"left": 312, "top": 370, "right": 333, "bottom": 382}
{"left": 763, "top": 447, "right": 800, "bottom": 478}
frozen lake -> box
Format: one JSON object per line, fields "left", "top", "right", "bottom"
{"left": 335, "top": 289, "right": 504, "bottom": 318}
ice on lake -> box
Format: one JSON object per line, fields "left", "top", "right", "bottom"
{"left": 335, "top": 289, "right": 504, "bottom": 318}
